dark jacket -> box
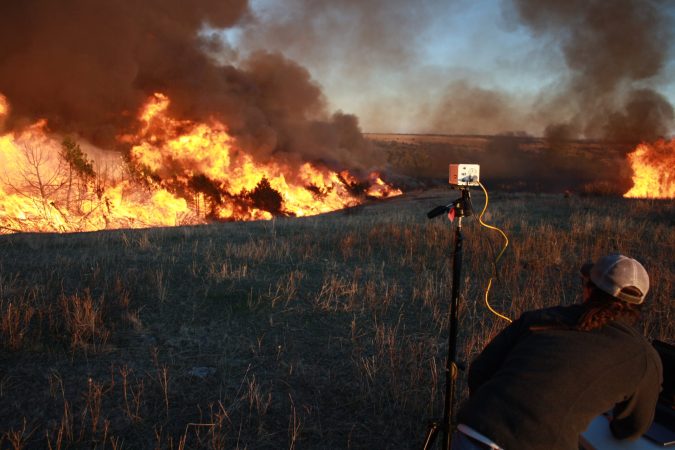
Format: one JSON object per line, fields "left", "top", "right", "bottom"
{"left": 456, "top": 304, "right": 663, "bottom": 450}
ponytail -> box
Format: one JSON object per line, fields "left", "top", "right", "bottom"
{"left": 576, "top": 282, "right": 642, "bottom": 331}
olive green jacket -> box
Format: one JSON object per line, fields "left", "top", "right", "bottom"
{"left": 457, "top": 304, "right": 663, "bottom": 450}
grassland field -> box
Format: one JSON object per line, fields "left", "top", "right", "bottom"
{"left": 367, "top": 133, "right": 636, "bottom": 194}
{"left": 1, "top": 184, "right": 673, "bottom": 449}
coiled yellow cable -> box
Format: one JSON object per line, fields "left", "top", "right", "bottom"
{"left": 477, "top": 182, "right": 512, "bottom": 323}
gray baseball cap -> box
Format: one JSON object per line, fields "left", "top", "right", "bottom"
{"left": 580, "top": 254, "right": 650, "bottom": 304}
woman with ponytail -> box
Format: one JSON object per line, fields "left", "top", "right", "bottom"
{"left": 453, "top": 254, "right": 663, "bottom": 450}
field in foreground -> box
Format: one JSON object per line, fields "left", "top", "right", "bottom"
{"left": 1, "top": 189, "right": 673, "bottom": 449}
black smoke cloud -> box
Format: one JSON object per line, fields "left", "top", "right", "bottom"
{"left": 0, "top": 0, "right": 380, "bottom": 170}
{"left": 510, "top": 0, "right": 674, "bottom": 143}
{"left": 422, "top": 80, "right": 534, "bottom": 136}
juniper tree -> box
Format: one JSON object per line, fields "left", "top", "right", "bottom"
{"left": 60, "top": 137, "right": 95, "bottom": 209}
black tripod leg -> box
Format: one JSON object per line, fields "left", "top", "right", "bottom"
{"left": 421, "top": 199, "right": 469, "bottom": 450}
{"left": 442, "top": 223, "right": 463, "bottom": 450}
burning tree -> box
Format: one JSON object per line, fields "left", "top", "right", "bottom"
{"left": 60, "top": 137, "right": 96, "bottom": 208}
{"left": 0, "top": 133, "right": 74, "bottom": 232}
{"left": 0, "top": 133, "right": 113, "bottom": 233}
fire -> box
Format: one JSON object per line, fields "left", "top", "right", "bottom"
{"left": 127, "top": 93, "right": 401, "bottom": 221}
{"left": 623, "top": 139, "right": 675, "bottom": 199}
{"left": 0, "top": 93, "right": 401, "bottom": 234}
{"left": 0, "top": 122, "right": 196, "bottom": 233}
{"left": 366, "top": 172, "right": 403, "bottom": 198}
{"left": 0, "top": 94, "right": 8, "bottom": 118}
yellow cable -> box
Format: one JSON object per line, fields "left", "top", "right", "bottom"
{"left": 477, "top": 182, "right": 512, "bottom": 323}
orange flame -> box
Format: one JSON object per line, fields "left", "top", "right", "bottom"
{"left": 366, "top": 172, "right": 403, "bottom": 198}
{"left": 0, "top": 92, "right": 401, "bottom": 233}
{"left": 623, "top": 139, "right": 675, "bottom": 199}
{"left": 127, "top": 93, "right": 401, "bottom": 220}
{"left": 0, "top": 93, "right": 8, "bottom": 118}
{"left": 0, "top": 121, "right": 196, "bottom": 233}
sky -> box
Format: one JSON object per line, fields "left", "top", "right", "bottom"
{"left": 215, "top": 0, "right": 675, "bottom": 137}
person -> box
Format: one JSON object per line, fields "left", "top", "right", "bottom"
{"left": 454, "top": 254, "right": 663, "bottom": 450}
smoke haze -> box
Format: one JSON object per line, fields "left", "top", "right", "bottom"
{"left": 234, "top": 0, "right": 675, "bottom": 140}
{"left": 510, "top": 0, "right": 674, "bottom": 143}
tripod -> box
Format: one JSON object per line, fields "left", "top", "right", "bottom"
{"left": 422, "top": 188, "right": 473, "bottom": 450}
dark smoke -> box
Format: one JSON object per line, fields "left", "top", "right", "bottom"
{"left": 237, "top": 0, "right": 427, "bottom": 76}
{"left": 0, "top": 0, "right": 244, "bottom": 143}
{"left": 511, "top": 0, "right": 674, "bottom": 143}
{"left": 0, "top": 0, "right": 381, "bottom": 171}
{"left": 423, "top": 80, "right": 532, "bottom": 136}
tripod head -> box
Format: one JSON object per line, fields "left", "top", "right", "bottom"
{"left": 426, "top": 188, "right": 473, "bottom": 221}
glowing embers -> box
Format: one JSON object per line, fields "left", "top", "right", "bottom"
{"left": 623, "top": 139, "right": 675, "bottom": 199}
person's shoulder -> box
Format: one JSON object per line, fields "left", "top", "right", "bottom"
{"left": 644, "top": 339, "right": 664, "bottom": 373}
{"left": 607, "top": 319, "right": 651, "bottom": 341}
{"left": 628, "top": 336, "right": 664, "bottom": 383}
{"left": 605, "top": 322, "right": 662, "bottom": 366}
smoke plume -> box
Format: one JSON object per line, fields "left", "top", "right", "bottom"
{"left": 0, "top": 0, "right": 380, "bottom": 170}
{"left": 510, "top": 0, "right": 674, "bottom": 143}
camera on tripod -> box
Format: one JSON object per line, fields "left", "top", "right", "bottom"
{"left": 422, "top": 163, "right": 480, "bottom": 450}
{"left": 449, "top": 163, "right": 480, "bottom": 187}
{"left": 427, "top": 164, "right": 479, "bottom": 220}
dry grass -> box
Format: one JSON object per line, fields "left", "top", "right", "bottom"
{"left": 0, "top": 188, "right": 673, "bottom": 449}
